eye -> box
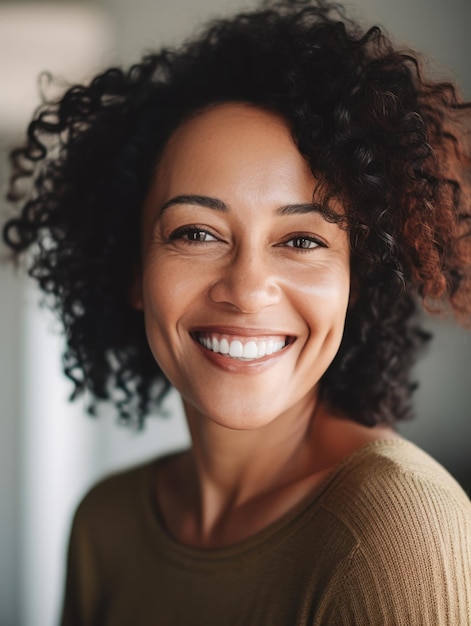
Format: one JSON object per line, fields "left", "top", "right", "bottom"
{"left": 283, "top": 234, "right": 326, "bottom": 250}
{"left": 169, "top": 226, "right": 218, "bottom": 243}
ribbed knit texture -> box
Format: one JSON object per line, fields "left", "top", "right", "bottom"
{"left": 61, "top": 440, "right": 471, "bottom": 625}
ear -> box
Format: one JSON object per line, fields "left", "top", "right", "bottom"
{"left": 129, "top": 266, "right": 144, "bottom": 310}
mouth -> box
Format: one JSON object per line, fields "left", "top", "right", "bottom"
{"left": 190, "top": 331, "right": 295, "bottom": 361}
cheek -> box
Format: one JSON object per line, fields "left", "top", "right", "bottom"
{"left": 143, "top": 256, "right": 197, "bottom": 317}
{"left": 292, "top": 275, "right": 350, "bottom": 370}
{"left": 286, "top": 263, "right": 350, "bottom": 316}
{"left": 140, "top": 268, "right": 184, "bottom": 386}
{"left": 140, "top": 257, "right": 208, "bottom": 378}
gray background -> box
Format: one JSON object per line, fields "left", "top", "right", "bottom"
{"left": 0, "top": 0, "right": 470, "bottom": 624}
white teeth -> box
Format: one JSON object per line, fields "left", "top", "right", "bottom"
{"left": 243, "top": 341, "right": 258, "bottom": 359}
{"left": 229, "top": 340, "right": 243, "bottom": 357}
{"left": 196, "top": 334, "right": 288, "bottom": 360}
{"left": 219, "top": 338, "right": 229, "bottom": 354}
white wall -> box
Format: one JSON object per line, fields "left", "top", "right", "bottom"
{"left": 0, "top": 199, "right": 23, "bottom": 626}
{"left": 0, "top": 0, "right": 470, "bottom": 624}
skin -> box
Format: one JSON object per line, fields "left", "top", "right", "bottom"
{"left": 135, "top": 103, "right": 398, "bottom": 548}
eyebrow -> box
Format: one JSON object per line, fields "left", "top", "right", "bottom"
{"left": 159, "top": 194, "right": 325, "bottom": 216}
{"left": 277, "top": 203, "right": 324, "bottom": 216}
{"left": 159, "top": 195, "right": 229, "bottom": 214}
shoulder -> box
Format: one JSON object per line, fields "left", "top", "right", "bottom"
{"left": 323, "top": 438, "right": 471, "bottom": 542}
{"left": 61, "top": 458, "right": 160, "bottom": 625}
{"left": 322, "top": 437, "right": 469, "bottom": 501}
{"left": 69, "top": 453, "right": 168, "bottom": 544}
{"left": 75, "top": 459, "right": 153, "bottom": 518}
{"left": 64, "top": 453, "right": 170, "bottom": 586}
{"left": 316, "top": 439, "right": 471, "bottom": 624}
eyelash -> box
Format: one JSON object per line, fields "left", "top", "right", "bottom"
{"left": 168, "top": 226, "right": 327, "bottom": 250}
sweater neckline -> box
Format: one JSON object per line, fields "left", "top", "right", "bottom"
{"left": 141, "top": 437, "right": 409, "bottom": 567}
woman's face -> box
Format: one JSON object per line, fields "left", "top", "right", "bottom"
{"left": 138, "top": 103, "right": 350, "bottom": 430}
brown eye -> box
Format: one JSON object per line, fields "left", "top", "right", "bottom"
{"left": 187, "top": 230, "right": 210, "bottom": 242}
{"left": 285, "top": 235, "right": 324, "bottom": 250}
{"left": 169, "top": 226, "right": 218, "bottom": 243}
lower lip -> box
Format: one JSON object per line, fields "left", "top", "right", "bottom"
{"left": 192, "top": 338, "right": 292, "bottom": 374}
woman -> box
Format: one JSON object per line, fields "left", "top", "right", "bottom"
{"left": 3, "top": 0, "right": 471, "bottom": 623}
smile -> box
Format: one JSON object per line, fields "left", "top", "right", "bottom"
{"left": 192, "top": 332, "right": 292, "bottom": 361}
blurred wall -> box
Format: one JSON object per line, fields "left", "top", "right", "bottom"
{"left": 0, "top": 0, "right": 470, "bottom": 624}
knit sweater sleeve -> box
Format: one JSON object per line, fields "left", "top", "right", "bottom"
{"left": 315, "top": 466, "right": 471, "bottom": 625}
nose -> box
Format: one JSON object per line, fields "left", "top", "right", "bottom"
{"left": 208, "top": 245, "right": 281, "bottom": 313}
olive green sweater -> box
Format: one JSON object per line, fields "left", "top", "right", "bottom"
{"left": 61, "top": 440, "right": 471, "bottom": 625}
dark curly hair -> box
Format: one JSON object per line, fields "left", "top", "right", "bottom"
{"left": 3, "top": 0, "right": 471, "bottom": 428}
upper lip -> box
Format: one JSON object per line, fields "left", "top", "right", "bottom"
{"left": 190, "top": 325, "right": 296, "bottom": 338}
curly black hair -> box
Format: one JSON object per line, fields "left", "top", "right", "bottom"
{"left": 3, "top": 0, "right": 471, "bottom": 428}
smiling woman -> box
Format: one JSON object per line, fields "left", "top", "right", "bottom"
{"left": 137, "top": 104, "right": 351, "bottom": 433}
{"left": 2, "top": 0, "right": 471, "bottom": 624}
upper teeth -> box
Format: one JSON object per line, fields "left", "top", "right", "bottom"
{"left": 197, "top": 335, "right": 287, "bottom": 360}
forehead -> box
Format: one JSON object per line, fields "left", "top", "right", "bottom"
{"left": 161, "top": 102, "right": 296, "bottom": 156}
{"left": 152, "top": 103, "right": 316, "bottom": 202}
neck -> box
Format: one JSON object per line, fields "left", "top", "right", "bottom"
{"left": 173, "top": 397, "right": 399, "bottom": 547}
{"left": 183, "top": 393, "right": 324, "bottom": 536}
